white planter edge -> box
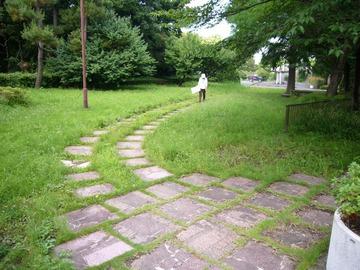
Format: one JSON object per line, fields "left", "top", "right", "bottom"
{"left": 326, "top": 208, "right": 360, "bottom": 270}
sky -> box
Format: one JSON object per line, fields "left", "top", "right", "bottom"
{"left": 184, "top": 0, "right": 262, "bottom": 64}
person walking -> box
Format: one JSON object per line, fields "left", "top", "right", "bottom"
{"left": 198, "top": 73, "right": 208, "bottom": 102}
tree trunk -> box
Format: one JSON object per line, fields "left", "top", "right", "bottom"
{"left": 353, "top": 45, "right": 360, "bottom": 111}
{"left": 327, "top": 54, "right": 347, "bottom": 96}
{"left": 35, "top": 42, "right": 44, "bottom": 88}
{"left": 53, "top": 7, "right": 58, "bottom": 27}
{"left": 344, "top": 61, "right": 351, "bottom": 94}
{"left": 283, "top": 64, "right": 295, "bottom": 96}
{"left": 34, "top": 0, "right": 44, "bottom": 88}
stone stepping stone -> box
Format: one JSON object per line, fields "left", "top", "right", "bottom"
{"left": 67, "top": 171, "right": 100, "bottom": 182}
{"left": 61, "top": 160, "right": 91, "bottom": 169}
{"left": 148, "top": 121, "right": 160, "bottom": 126}
{"left": 177, "top": 219, "right": 237, "bottom": 259}
{"left": 134, "top": 166, "right": 173, "bottom": 181}
{"left": 55, "top": 231, "right": 132, "bottom": 270}
{"left": 75, "top": 184, "right": 115, "bottom": 198}
{"left": 224, "top": 241, "right": 295, "bottom": 270}
{"left": 297, "top": 208, "right": 333, "bottom": 227}
{"left": 160, "top": 198, "right": 212, "bottom": 223}
{"left": 113, "top": 212, "right": 179, "bottom": 244}
{"left": 80, "top": 136, "right": 99, "bottom": 144}
{"left": 65, "top": 146, "right": 92, "bottom": 156}
{"left": 288, "top": 173, "right": 326, "bottom": 186}
{"left": 143, "top": 125, "right": 157, "bottom": 130}
{"left": 180, "top": 173, "right": 220, "bottom": 187}
{"left": 125, "top": 135, "right": 144, "bottom": 141}
{"left": 130, "top": 243, "right": 211, "bottom": 270}
{"left": 146, "top": 182, "right": 188, "bottom": 199}
{"left": 263, "top": 225, "right": 326, "bottom": 249}
{"left": 269, "top": 182, "right": 309, "bottom": 197}
{"left": 197, "top": 187, "right": 237, "bottom": 202}
{"left": 123, "top": 158, "right": 151, "bottom": 167}
{"left": 213, "top": 206, "right": 267, "bottom": 228}
{"left": 105, "top": 191, "right": 157, "bottom": 214}
{"left": 118, "top": 149, "right": 145, "bottom": 158}
{"left": 93, "top": 130, "right": 108, "bottom": 136}
{"left": 117, "top": 141, "right": 142, "bottom": 149}
{"left": 65, "top": 205, "right": 117, "bottom": 232}
{"left": 249, "top": 192, "right": 291, "bottom": 211}
{"left": 133, "top": 129, "right": 151, "bottom": 135}
{"left": 222, "top": 177, "right": 259, "bottom": 192}
{"left": 314, "top": 194, "right": 336, "bottom": 208}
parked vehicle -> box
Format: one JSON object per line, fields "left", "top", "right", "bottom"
{"left": 248, "top": 75, "right": 263, "bottom": 82}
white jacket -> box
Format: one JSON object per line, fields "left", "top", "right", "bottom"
{"left": 198, "top": 77, "right": 208, "bottom": 90}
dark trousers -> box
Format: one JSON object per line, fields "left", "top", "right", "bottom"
{"left": 199, "top": 89, "right": 206, "bottom": 102}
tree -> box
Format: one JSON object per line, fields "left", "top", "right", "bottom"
{"left": 47, "top": 14, "right": 155, "bottom": 87}
{"left": 5, "top": 0, "right": 57, "bottom": 88}
{"left": 165, "top": 33, "right": 203, "bottom": 85}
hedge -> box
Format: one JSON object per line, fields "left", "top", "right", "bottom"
{"left": 0, "top": 72, "right": 60, "bottom": 88}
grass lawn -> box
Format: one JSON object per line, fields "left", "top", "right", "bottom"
{"left": 1, "top": 82, "right": 359, "bottom": 269}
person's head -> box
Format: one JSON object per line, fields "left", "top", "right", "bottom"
{"left": 201, "top": 73, "right": 206, "bottom": 79}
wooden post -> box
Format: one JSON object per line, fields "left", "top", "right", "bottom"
{"left": 80, "top": 0, "right": 88, "bottom": 108}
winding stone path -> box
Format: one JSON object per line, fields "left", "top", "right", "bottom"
{"left": 57, "top": 106, "right": 334, "bottom": 269}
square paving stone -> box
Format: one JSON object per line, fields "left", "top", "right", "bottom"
{"left": 80, "top": 136, "right": 100, "bottom": 144}
{"left": 180, "top": 173, "right": 220, "bottom": 186}
{"left": 297, "top": 208, "right": 333, "bottom": 227}
{"left": 197, "top": 187, "right": 237, "bottom": 202}
{"left": 314, "top": 194, "right": 336, "bottom": 208}
{"left": 93, "top": 130, "right": 109, "bottom": 136}
{"left": 134, "top": 130, "right": 151, "bottom": 135}
{"left": 288, "top": 173, "right": 326, "bottom": 186}
{"left": 65, "top": 146, "right": 93, "bottom": 156}
{"left": 117, "top": 141, "right": 142, "bottom": 149}
{"left": 126, "top": 135, "right": 144, "bottom": 141}
{"left": 67, "top": 171, "right": 100, "bottom": 182}
{"left": 263, "top": 225, "right": 326, "bottom": 249}
{"left": 269, "top": 182, "right": 309, "bottom": 197}
{"left": 118, "top": 149, "right": 145, "bottom": 158}
{"left": 160, "top": 198, "right": 212, "bottom": 223}
{"left": 224, "top": 241, "right": 295, "bottom": 270}
{"left": 75, "top": 184, "right": 115, "bottom": 198}
{"left": 177, "top": 219, "right": 237, "bottom": 259}
{"left": 113, "top": 212, "right": 179, "bottom": 244}
{"left": 143, "top": 125, "right": 157, "bottom": 130}
{"left": 249, "top": 192, "right": 291, "bottom": 210}
{"left": 65, "top": 205, "right": 117, "bottom": 232}
{"left": 105, "top": 191, "right": 157, "bottom": 214}
{"left": 222, "top": 177, "right": 259, "bottom": 192}
{"left": 55, "top": 231, "right": 132, "bottom": 270}
{"left": 146, "top": 182, "right": 188, "bottom": 199}
{"left": 61, "top": 160, "right": 91, "bottom": 169}
{"left": 134, "top": 166, "right": 173, "bottom": 181}
{"left": 130, "top": 243, "right": 211, "bottom": 270}
{"left": 123, "top": 158, "right": 151, "bottom": 167}
{"left": 213, "top": 206, "right": 268, "bottom": 228}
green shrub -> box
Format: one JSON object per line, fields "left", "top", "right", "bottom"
{"left": 0, "top": 72, "right": 60, "bottom": 88}
{"left": 0, "top": 87, "right": 28, "bottom": 106}
{"left": 332, "top": 162, "right": 360, "bottom": 230}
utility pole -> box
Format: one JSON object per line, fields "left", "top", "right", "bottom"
{"left": 80, "top": 0, "right": 88, "bottom": 108}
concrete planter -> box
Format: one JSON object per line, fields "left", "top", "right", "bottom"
{"left": 327, "top": 209, "right": 360, "bottom": 270}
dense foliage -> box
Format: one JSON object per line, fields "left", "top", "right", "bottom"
{"left": 47, "top": 15, "right": 155, "bottom": 87}
{"left": 165, "top": 33, "right": 237, "bottom": 85}
{"left": 332, "top": 162, "right": 360, "bottom": 234}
